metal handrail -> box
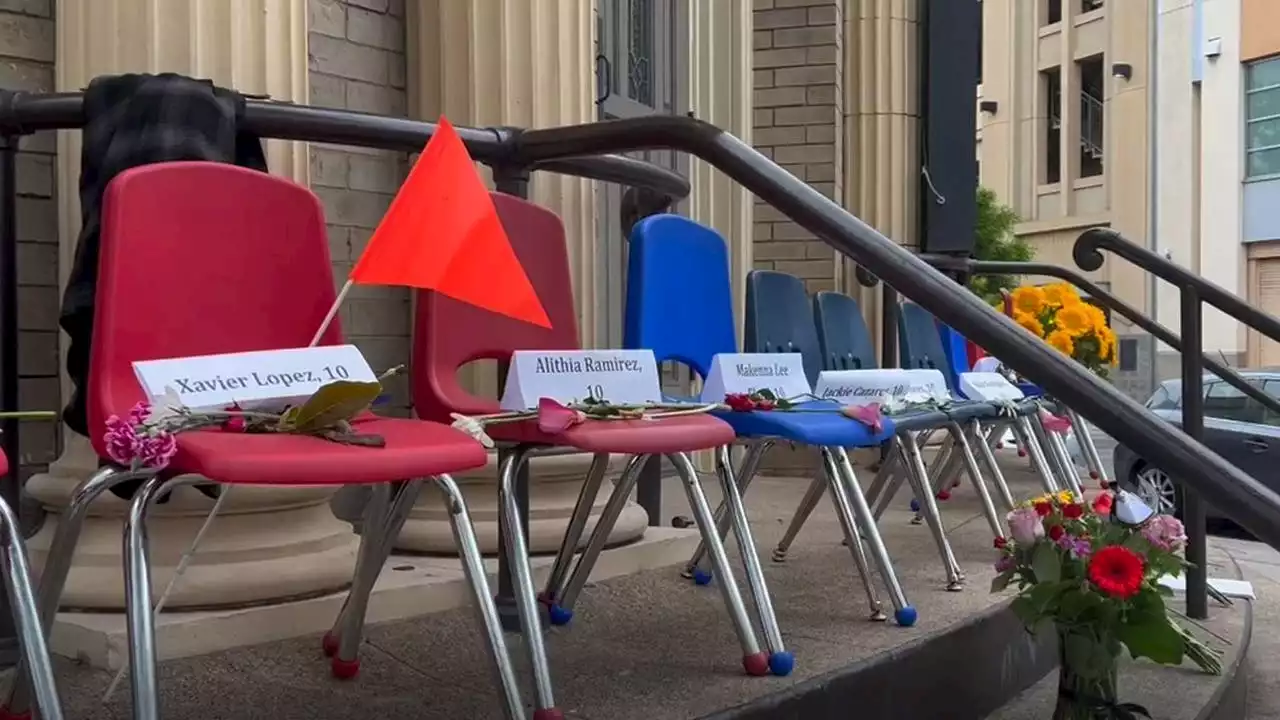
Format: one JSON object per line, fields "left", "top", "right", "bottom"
{"left": 1075, "top": 228, "right": 1280, "bottom": 344}
{"left": 920, "top": 255, "right": 1280, "bottom": 419}
{"left": 502, "top": 114, "right": 1280, "bottom": 550}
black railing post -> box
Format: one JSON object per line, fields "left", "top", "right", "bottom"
{"left": 492, "top": 165, "right": 535, "bottom": 633}
{"left": 0, "top": 134, "right": 19, "bottom": 663}
{"left": 1179, "top": 288, "right": 1208, "bottom": 620}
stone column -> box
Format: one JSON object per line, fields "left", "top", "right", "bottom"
{"left": 33, "top": 0, "right": 361, "bottom": 609}
{"left": 398, "top": 0, "right": 648, "bottom": 553}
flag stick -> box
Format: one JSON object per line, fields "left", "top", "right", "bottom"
{"left": 311, "top": 279, "right": 354, "bottom": 347}
{"left": 103, "top": 277, "right": 358, "bottom": 703}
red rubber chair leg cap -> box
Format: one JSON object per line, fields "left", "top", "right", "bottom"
{"left": 532, "top": 709, "right": 565, "bottom": 720}
{"left": 0, "top": 708, "right": 32, "bottom": 720}
{"left": 743, "top": 651, "right": 770, "bottom": 677}
{"left": 321, "top": 631, "right": 339, "bottom": 657}
{"left": 330, "top": 657, "right": 360, "bottom": 680}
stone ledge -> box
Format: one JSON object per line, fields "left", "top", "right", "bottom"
{"left": 50, "top": 526, "right": 699, "bottom": 670}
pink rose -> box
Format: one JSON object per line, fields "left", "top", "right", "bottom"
{"left": 841, "top": 403, "right": 884, "bottom": 434}
{"left": 1142, "top": 515, "right": 1187, "bottom": 552}
{"left": 1007, "top": 507, "right": 1045, "bottom": 545}
{"left": 536, "top": 397, "right": 587, "bottom": 435}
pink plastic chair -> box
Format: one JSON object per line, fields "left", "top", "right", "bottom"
{"left": 0, "top": 163, "right": 526, "bottom": 720}
{"left": 412, "top": 192, "right": 770, "bottom": 720}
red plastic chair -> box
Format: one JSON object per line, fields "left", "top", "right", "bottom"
{"left": 413, "top": 193, "right": 768, "bottom": 720}
{"left": 0, "top": 162, "right": 525, "bottom": 720}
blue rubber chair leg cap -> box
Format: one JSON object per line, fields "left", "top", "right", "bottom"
{"left": 692, "top": 568, "right": 714, "bottom": 585}
{"left": 768, "top": 650, "right": 796, "bottom": 677}
{"left": 548, "top": 604, "right": 574, "bottom": 626}
{"left": 909, "top": 498, "right": 920, "bottom": 513}
{"left": 895, "top": 606, "right": 918, "bottom": 627}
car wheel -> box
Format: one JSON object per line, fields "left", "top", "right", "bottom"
{"left": 1132, "top": 465, "right": 1181, "bottom": 518}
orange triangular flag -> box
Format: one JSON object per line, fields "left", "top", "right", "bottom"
{"left": 349, "top": 116, "right": 551, "bottom": 328}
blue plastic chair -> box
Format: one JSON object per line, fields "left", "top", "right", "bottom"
{"left": 624, "top": 214, "right": 916, "bottom": 628}
{"left": 900, "top": 303, "right": 1075, "bottom": 498}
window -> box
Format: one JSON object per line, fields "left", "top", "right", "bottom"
{"left": 1078, "top": 55, "right": 1105, "bottom": 178}
{"left": 1081, "top": 0, "right": 1104, "bottom": 12}
{"left": 1245, "top": 57, "right": 1280, "bottom": 179}
{"left": 1042, "top": 67, "right": 1062, "bottom": 184}
{"left": 1146, "top": 385, "right": 1177, "bottom": 411}
{"left": 977, "top": 0, "right": 983, "bottom": 86}
{"left": 1044, "top": 0, "right": 1062, "bottom": 25}
{"left": 1204, "top": 382, "right": 1267, "bottom": 424}
{"left": 1263, "top": 379, "right": 1280, "bottom": 426}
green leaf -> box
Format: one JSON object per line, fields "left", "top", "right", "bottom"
{"left": 1010, "top": 596, "right": 1042, "bottom": 629}
{"left": 1032, "top": 543, "right": 1062, "bottom": 584}
{"left": 1119, "top": 614, "right": 1186, "bottom": 666}
{"left": 290, "top": 380, "right": 382, "bottom": 432}
{"left": 1063, "top": 632, "right": 1117, "bottom": 679}
{"left": 1058, "top": 588, "right": 1103, "bottom": 623}
{"left": 755, "top": 388, "right": 778, "bottom": 401}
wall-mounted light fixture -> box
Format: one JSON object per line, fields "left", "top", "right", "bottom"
{"left": 979, "top": 100, "right": 998, "bottom": 115}
{"left": 1111, "top": 62, "right": 1133, "bottom": 81}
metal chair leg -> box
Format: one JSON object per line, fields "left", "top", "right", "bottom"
{"left": 712, "top": 445, "right": 792, "bottom": 675}
{"left": 540, "top": 453, "right": 610, "bottom": 621}
{"left": 863, "top": 450, "right": 902, "bottom": 509}
{"left": 323, "top": 483, "right": 393, "bottom": 659}
{"left": 898, "top": 435, "right": 964, "bottom": 590}
{"left": 1068, "top": 409, "right": 1109, "bottom": 485}
{"left": 497, "top": 448, "right": 559, "bottom": 716}
{"left": 1029, "top": 415, "right": 1074, "bottom": 491}
{"left": 948, "top": 422, "right": 1006, "bottom": 539}
{"left": 1013, "top": 416, "right": 1060, "bottom": 494}
{"left": 1048, "top": 430, "right": 1085, "bottom": 497}
{"left": 683, "top": 441, "right": 769, "bottom": 581}
{"left": 667, "top": 451, "right": 768, "bottom": 676}
{"left": 123, "top": 474, "right": 197, "bottom": 720}
{"left": 832, "top": 448, "right": 914, "bottom": 625}
{"left": 771, "top": 475, "right": 826, "bottom": 563}
{"left": 0, "top": 495, "right": 62, "bottom": 720}
{"left": 3, "top": 466, "right": 141, "bottom": 717}
{"left": 432, "top": 474, "right": 526, "bottom": 720}
{"left": 555, "top": 454, "right": 647, "bottom": 615}
{"left": 971, "top": 419, "right": 1017, "bottom": 512}
{"left": 331, "top": 481, "right": 424, "bottom": 678}
{"left": 819, "top": 448, "right": 885, "bottom": 622}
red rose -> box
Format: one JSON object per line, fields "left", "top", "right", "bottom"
{"left": 936, "top": 490, "right": 952, "bottom": 501}
{"left": 755, "top": 399, "right": 776, "bottom": 411}
{"left": 724, "top": 393, "right": 756, "bottom": 412}
{"left": 1091, "top": 492, "right": 1114, "bottom": 515}
{"left": 221, "top": 416, "right": 247, "bottom": 433}
{"left": 993, "top": 536, "right": 1008, "bottom": 549}
{"left": 1087, "top": 545, "right": 1145, "bottom": 599}
{"left": 1033, "top": 501, "right": 1052, "bottom": 517}
{"left": 1061, "top": 503, "right": 1084, "bottom": 519}
{"left": 1048, "top": 524, "right": 1065, "bottom": 541}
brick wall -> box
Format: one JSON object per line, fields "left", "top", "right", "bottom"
{"left": 752, "top": 0, "right": 842, "bottom": 295}
{"left": 307, "top": 0, "right": 412, "bottom": 415}
{"left": 0, "top": 0, "right": 59, "bottom": 477}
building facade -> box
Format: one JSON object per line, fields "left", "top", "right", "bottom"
{"left": 978, "top": 0, "right": 1158, "bottom": 399}
{"left": 1157, "top": 0, "right": 1280, "bottom": 371}
{"left": 0, "top": 0, "right": 922, "bottom": 634}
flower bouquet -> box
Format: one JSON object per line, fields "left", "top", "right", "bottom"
{"left": 1007, "top": 283, "right": 1117, "bottom": 378}
{"left": 992, "top": 490, "right": 1222, "bottom": 719}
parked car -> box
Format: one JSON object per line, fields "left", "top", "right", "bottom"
{"left": 1112, "top": 371, "right": 1280, "bottom": 521}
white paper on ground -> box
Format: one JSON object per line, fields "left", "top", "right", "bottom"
{"left": 1158, "top": 576, "right": 1256, "bottom": 600}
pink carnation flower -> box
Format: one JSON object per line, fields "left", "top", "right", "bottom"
{"left": 103, "top": 415, "right": 139, "bottom": 466}
{"left": 1142, "top": 514, "right": 1187, "bottom": 552}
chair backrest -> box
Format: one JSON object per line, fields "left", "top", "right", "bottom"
{"left": 412, "top": 193, "right": 579, "bottom": 421}
{"left": 812, "top": 291, "right": 878, "bottom": 371}
{"left": 623, "top": 214, "right": 737, "bottom": 379}
{"left": 745, "top": 270, "right": 823, "bottom": 386}
{"left": 936, "top": 322, "right": 971, "bottom": 390}
{"left": 92, "top": 162, "right": 343, "bottom": 455}
{"left": 898, "top": 302, "right": 956, "bottom": 389}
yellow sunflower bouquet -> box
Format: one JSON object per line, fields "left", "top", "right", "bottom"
{"left": 1006, "top": 283, "right": 1117, "bottom": 377}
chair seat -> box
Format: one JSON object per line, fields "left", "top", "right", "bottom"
{"left": 172, "top": 416, "right": 488, "bottom": 485}
{"left": 712, "top": 400, "right": 896, "bottom": 447}
{"left": 0, "top": 451, "right": 7, "bottom": 478}
{"left": 486, "top": 414, "right": 737, "bottom": 454}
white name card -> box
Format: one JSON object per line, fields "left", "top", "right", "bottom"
{"left": 699, "top": 353, "right": 811, "bottom": 403}
{"left": 959, "top": 372, "right": 1025, "bottom": 402}
{"left": 814, "top": 368, "right": 950, "bottom": 407}
{"left": 133, "top": 344, "right": 378, "bottom": 411}
{"left": 499, "top": 349, "right": 663, "bottom": 410}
